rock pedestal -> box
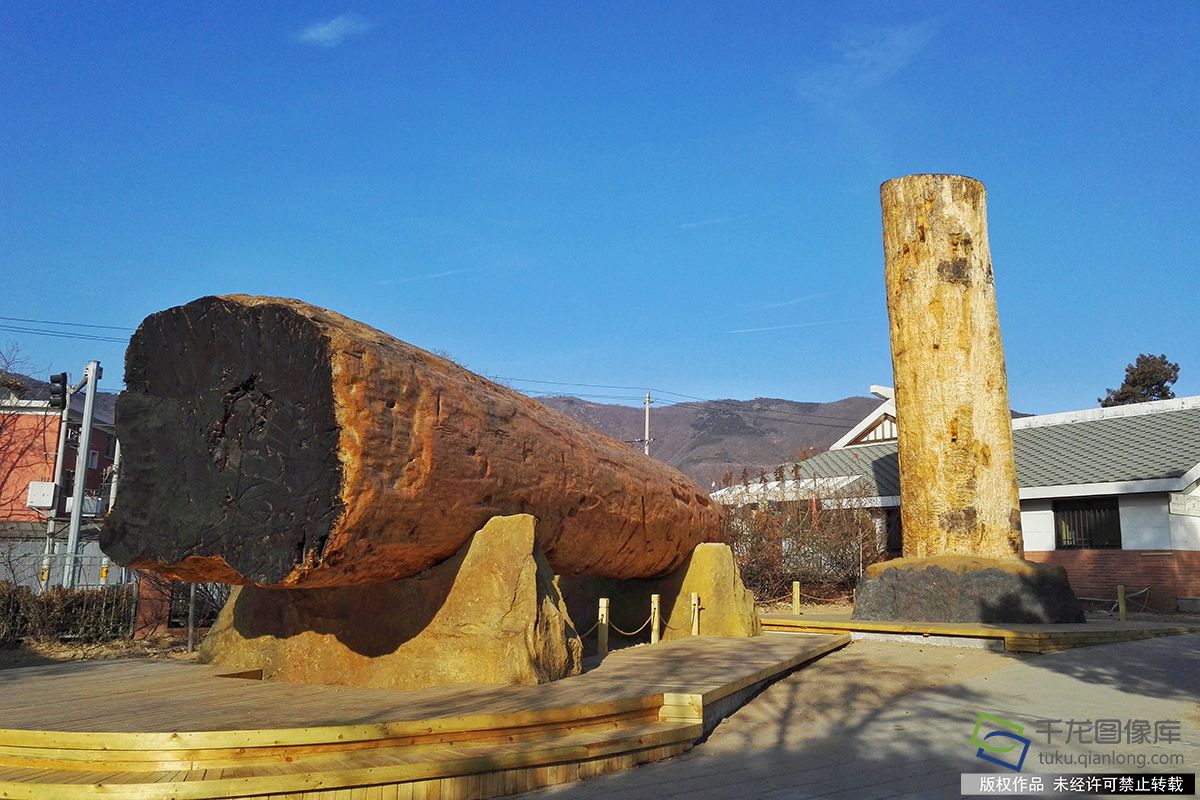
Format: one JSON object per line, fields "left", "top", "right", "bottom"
{"left": 199, "top": 515, "right": 583, "bottom": 689}
{"left": 852, "top": 555, "right": 1085, "bottom": 623}
{"left": 559, "top": 543, "right": 760, "bottom": 643}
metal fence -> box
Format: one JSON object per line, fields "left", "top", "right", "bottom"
{"left": 0, "top": 543, "right": 235, "bottom": 648}
{"left": 0, "top": 576, "right": 136, "bottom": 644}
{"left": 0, "top": 549, "right": 136, "bottom": 593}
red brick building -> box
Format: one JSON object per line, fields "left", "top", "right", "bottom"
{"left": 0, "top": 373, "right": 122, "bottom": 588}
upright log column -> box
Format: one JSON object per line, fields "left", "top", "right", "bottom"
{"left": 880, "top": 174, "right": 1023, "bottom": 559}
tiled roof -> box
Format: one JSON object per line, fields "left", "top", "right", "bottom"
{"left": 792, "top": 443, "right": 900, "bottom": 497}
{"left": 792, "top": 403, "right": 1200, "bottom": 496}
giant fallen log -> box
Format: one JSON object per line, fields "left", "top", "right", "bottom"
{"left": 102, "top": 295, "right": 723, "bottom": 588}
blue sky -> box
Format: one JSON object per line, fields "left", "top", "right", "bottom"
{"left": 2, "top": 2, "right": 1197, "bottom": 413}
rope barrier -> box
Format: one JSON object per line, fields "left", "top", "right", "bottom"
{"left": 800, "top": 590, "right": 851, "bottom": 602}
{"left": 760, "top": 590, "right": 851, "bottom": 605}
{"left": 609, "top": 615, "right": 652, "bottom": 637}
{"left": 577, "top": 620, "right": 600, "bottom": 638}
{"left": 1079, "top": 587, "right": 1151, "bottom": 614}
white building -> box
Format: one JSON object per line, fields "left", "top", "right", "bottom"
{"left": 712, "top": 391, "right": 1200, "bottom": 611}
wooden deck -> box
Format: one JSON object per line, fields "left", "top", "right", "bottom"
{"left": 761, "top": 613, "right": 1197, "bottom": 653}
{"left": 0, "top": 632, "right": 847, "bottom": 799}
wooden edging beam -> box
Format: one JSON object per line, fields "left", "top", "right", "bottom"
{"left": 761, "top": 617, "right": 1195, "bottom": 654}
{"left": 0, "top": 635, "right": 850, "bottom": 799}
{"left": 0, "top": 697, "right": 662, "bottom": 752}
{"left": 0, "top": 722, "right": 706, "bottom": 800}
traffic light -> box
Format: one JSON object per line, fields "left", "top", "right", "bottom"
{"left": 48, "top": 373, "right": 68, "bottom": 409}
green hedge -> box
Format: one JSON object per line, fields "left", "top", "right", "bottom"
{"left": 0, "top": 582, "right": 135, "bottom": 644}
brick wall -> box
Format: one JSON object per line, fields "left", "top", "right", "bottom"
{"left": 134, "top": 571, "right": 172, "bottom": 638}
{"left": 1025, "top": 549, "right": 1200, "bottom": 611}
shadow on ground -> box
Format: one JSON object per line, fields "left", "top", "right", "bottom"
{"left": 526, "top": 633, "right": 1200, "bottom": 799}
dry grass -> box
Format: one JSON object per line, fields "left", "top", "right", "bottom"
{"left": 0, "top": 634, "right": 197, "bottom": 670}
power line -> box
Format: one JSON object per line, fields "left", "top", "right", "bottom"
{"left": 490, "top": 375, "right": 653, "bottom": 393}
{"left": 524, "top": 390, "right": 648, "bottom": 403}
{"left": 0, "top": 316, "right": 135, "bottom": 331}
{"left": 0, "top": 324, "right": 128, "bottom": 344}
{"left": 0, "top": 316, "right": 864, "bottom": 432}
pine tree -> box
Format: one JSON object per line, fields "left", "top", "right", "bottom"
{"left": 1099, "top": 354, "right": 1180, "bottom": 407}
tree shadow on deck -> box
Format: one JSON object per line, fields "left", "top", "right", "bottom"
{"left": 526, "top": 631, "right": 1200, "bottom": 799}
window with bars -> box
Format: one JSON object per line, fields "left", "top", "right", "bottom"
{"left": 1053, "top": 497, "right": 1122, "bottom": 549}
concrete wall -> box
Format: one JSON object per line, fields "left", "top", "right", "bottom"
{"left": 1019, "top": 499, "right": 1055, "bottom": 552}
{"left": 1169, "top": 481, "right": 1200, "bottom": 552}
{"left": 1119, "top": 494, "right": 1172, "bottom": 549}
{"left": 0, "top": 534, "right": 132, "bottom": 590}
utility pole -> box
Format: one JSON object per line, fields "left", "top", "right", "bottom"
{"left": 39, "top": 375, "right": 74, "bottom": 593}
{"left": 102, "top": 440, "right": 122, "bottom": 585}
{"left": 643, "top": 391, "right": 652, "bottom": 456}
{"left": 62, "top": 360, "right": 101, "bottom": 589}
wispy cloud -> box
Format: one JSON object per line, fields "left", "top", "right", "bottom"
{"left": 296, "top": 12, "right": 374, "bottom": 48}
{"left": 798, "top": 19, "right": 940, "bottom": 104}
{"left": 727, "top": 319, "right": 847, "bottom": 334}
{"left": 745, "top": 293, "right": 829, "bottom": 312}
{"left": 678, "top": 216, "right": 732, "bottom": 230}
{"left": 377, "top": 265, "right": 500, "bottom": 286}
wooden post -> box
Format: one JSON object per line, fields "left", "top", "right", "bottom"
{"left": 650, "top": 593, "right": 661, "bottom": 644}
{"left": 186, "top": 582, "right": 198, "bottom": 653}
{"left": 1117, "top": 584, "right": 1127, "bottom": 621}
{"left": 690, "top": 592, "right": 700, "bottom": 636}
{"left": 127, "top": 574, "right": 139, "bottom": 639}
{"left": 597, "top": 597, "right": 609, "bottom": 657}
{"left": 880, "top": 175, "right": 1023, "bottom": 560}
{"left": 792, "top": 581, "right": 801, "bottom": 616}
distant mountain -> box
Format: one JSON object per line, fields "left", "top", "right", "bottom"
{"left": 3, "top": 368, "right": 880, "bottom": 488}
{"left": 537, "top": 395, "right": 880, "bottom": 488}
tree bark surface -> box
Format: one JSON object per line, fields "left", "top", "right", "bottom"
{"left": 102, "top": 295, "right": 722, "bottom": 587}
{"left": 880, "top": 175, "right": 1023, "bottom": 559}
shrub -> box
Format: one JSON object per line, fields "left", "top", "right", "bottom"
{"left": 23, "top": 586, "right": 135, "bottom": 643}
{"left": 0, "top": 582, "right": 33, "bottom": 645}
{"left": 722, "top": 466, "right": 891, "bottom": 602}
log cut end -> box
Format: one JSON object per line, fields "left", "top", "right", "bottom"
{"left": 102, "top": 296, "right": 346, "bottom": 585}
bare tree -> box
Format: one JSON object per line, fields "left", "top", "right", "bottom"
{"left": 722, "top": 462, "right": 889, "bottom": 602}
{"left": 0, "top": 345, "right": 53, "bottom": 530}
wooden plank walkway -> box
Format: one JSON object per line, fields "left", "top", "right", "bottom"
{"left": 0, "top": 632, "right": 848, "bottom": 799}
{"left": 761, "top": 613, "right": 1197, "bottom": 653}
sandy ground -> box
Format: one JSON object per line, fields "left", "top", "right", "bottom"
{"left": 742, "top": 601, "right": 1200, "bottom": 731}
{"left": 731, "top": 638, "right": 1023, "bottom": 742}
